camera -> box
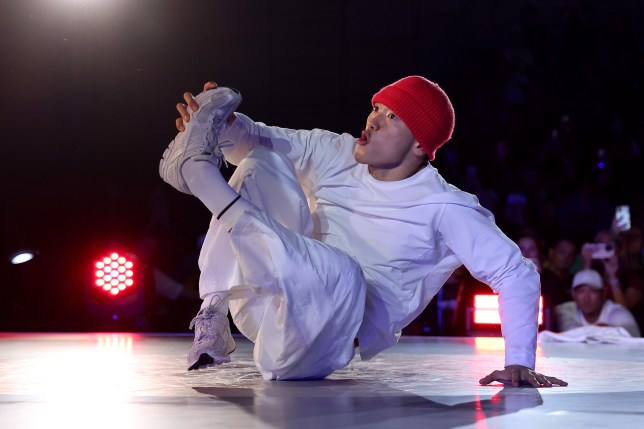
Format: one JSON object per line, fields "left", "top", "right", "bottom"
{"left": 582, "top": 243, "right": 615, "bottom": 259}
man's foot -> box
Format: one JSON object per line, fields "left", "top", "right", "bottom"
{"left": 160, "top": 87, "right": 242, "bottom": 194}
{"left": 187, "top": 305, "right": 236, "bottom": 370}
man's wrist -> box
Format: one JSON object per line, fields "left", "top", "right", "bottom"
{"left": 505, "top": 364, "right": 533, "bottom": 370}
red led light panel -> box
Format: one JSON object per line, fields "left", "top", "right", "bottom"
{"left": 93, "top": 252, "right": 135, "bottom": 296}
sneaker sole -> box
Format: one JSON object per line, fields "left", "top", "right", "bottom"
{"left": 187, "top": 346, "right": 236, "bottom": 371}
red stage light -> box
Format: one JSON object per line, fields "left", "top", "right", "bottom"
{"left": 473, "top": 294, "right": 543, "bottom": 325}
{"left": 93, "top": 252, "right": 136, "bottom": 296}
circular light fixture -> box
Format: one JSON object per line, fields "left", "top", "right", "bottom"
{"left": 93, "top": 252, "right": 136, "bottom": 296}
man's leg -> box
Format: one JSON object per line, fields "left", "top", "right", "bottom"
{"left": 159, "top": 87, "right": 249, "bottom": 369}
{"left": 229, "top": 209, "right": 366, "bottom": 380}
{"left": 181, "top": 144, "right": 313, "bottom": 370}
{"left": 160, "top": 89, "right": 364, "bottom": 378}
{"left": 195, "top": 146, "right": 366, "bottom": 380}
{"left": 197, "top": 145, "right": 313, "bottom": 336}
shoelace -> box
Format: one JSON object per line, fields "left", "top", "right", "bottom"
{"left": 188, "top": 306, "right": 218, "bottom": 332}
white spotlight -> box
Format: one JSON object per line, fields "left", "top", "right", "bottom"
{"left": 11, "top": 251, "right": 35, "bottom": 265}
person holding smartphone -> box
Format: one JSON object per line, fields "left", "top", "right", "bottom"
{"left": 555, "top": 268, "right": 640, "bottom": 337}
{"left": 581, "top": 225, "right": 643, "bottom": 322}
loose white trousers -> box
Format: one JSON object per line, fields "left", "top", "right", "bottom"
{"left": 198, "top": 146, "right": 367, "bottom": 380}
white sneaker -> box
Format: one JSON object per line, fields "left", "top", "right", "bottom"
{"left": 187, "top": 305, "right": 236, "bottom": 370}
{"left": 160, "top": 87, "right": 242, "bottom": 194}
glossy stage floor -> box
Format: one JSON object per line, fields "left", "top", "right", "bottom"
{"left": 1, "top": 333, "right": 643, "bottom": 428}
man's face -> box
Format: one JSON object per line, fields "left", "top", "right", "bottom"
{"left": 518, "top": 237, "right": 539, "bottom": 259}
{"left": 354, "top": 103, "right": 422, "bottom": 178}
{"left": 548, "top": 240, "right": 576, "bottom": 270}
{"left": 572, "top": 285, "right": 605, "bottom": 318}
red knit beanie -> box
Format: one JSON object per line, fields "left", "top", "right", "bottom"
{"left": 372, "top": 76, "right": 455, "bottom": 161}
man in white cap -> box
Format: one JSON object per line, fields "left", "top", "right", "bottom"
{"left": 160, "top": 77, "right": 567, "bottom": 387}
{"left": 556, "top": 269, "right": 640, "bottom": 337}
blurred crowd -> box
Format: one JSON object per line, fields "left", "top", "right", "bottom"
{"left": 408, "top": 1, "right": 644, "bottom": 337}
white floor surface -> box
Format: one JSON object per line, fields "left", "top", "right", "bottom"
{"left": 1, "top": 333, "right": 643, "bottom": 429}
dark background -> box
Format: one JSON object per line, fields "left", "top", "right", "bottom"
{"left": 1, "top": 0, "right": 642, "bottom": 332}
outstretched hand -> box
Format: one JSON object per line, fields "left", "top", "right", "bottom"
{"left": 479, "top": 365, "right": 568, "bottom": 388}
{"left": 175, "top": 81, "right": 219, "bottom": 132}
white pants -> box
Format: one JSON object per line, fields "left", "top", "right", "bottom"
{"left": 198, "top": 146, "right": 367, "bottom": 380}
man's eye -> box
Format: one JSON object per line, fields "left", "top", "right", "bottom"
{"left": 372, "top": 106, "right": 379, "bottom": 112}
{"left": 387, "top": 113, "right": 396, "bottom": 119}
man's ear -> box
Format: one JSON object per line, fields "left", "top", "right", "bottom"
{"left": 412, "top": 142, "right": 425, "bottom": 157}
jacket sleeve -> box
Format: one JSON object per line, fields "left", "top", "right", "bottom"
{"left": 438, "top": 203, "right": 540, "bottom": 369}
{"left": 220, "top": 113, "right": 356, "bottom": 191}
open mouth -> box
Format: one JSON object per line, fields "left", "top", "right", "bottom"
{"left": 357, "top": 130, "right": 369, "bottom": 145}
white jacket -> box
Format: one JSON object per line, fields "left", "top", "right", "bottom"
{"left": 221, "top": 113, "right": 541, "bottom": 368}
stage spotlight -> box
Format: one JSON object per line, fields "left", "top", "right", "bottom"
{"left": 53, "top": 0, "right": 114, "bottom": 9}
{"left": 473, "top": 295, "right": 503, "bottom": 325}
{"left": 93, "top": 252, "right": 136, "bottom": 297}
{"left": 10, "top": 251, "right": 35, "bottom": 265}
{"left": 85, "top": 249, "right": 146, "bottom": 330}
{"left": 472, "top": 294, "right": 544, "bottom": 326}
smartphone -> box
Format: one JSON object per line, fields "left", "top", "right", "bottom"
{"left": 615, "top": 205, "right": 631, "bottom": 232}
{"left": 582, "top": 243, "right": 615, "bottom": 259}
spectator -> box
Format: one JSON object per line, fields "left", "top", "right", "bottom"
{"left": 515, "top": 228, "right": 543, "bottom": 274}
{"left": 515, "top": 228, "right": 553, "bottom": 330}
{"left": 615, "top": 224, "right": 644, "bottom": 333}
{"left": 540, "top": 237, "right": 576, "bottom": 310}
{"left": 581, "top": 228, "right": 644, "bottom": 322}
{"left": 617, "top": 225, "right": 644, "bottom": 321}
{"left": 555, "top": 269, "right": 640, "bottom": 337}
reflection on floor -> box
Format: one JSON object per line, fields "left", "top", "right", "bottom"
{"left": 1, "top": 333, "right": 643, "bottom": 428}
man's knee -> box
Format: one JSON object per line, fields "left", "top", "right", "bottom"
{"left": 239, "top": 145, "right": 291, "bottom": 171}
{"left": 230, "top": 147, "right": 293, "bottom": 187}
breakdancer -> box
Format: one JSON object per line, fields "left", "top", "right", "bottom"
{"left": 160, "top": 76, "right": 567, "bottom": 387}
